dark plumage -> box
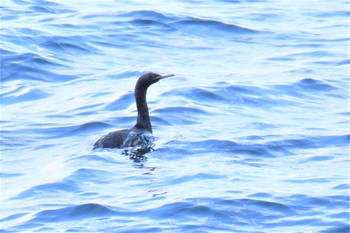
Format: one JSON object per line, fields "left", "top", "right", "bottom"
{"left": 93, "top": 72, "right": 173, "bottom": 149}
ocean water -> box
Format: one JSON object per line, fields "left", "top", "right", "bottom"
{"left": 1, "top": 0, "right": 349, "bottom": 232}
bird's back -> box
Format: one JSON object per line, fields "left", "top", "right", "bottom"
{"left": 93, "top": 129, "right": 131, "bottom": 149}
{"left": 93, "top": 127, "right": 154, "bottom": 149}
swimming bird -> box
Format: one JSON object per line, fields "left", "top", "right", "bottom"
{"left": 93, "top": 72, "right": 174, "bottom": 149}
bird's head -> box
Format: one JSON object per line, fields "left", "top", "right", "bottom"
{"left": 138, "top": 72, "right": 174, "bottom": 87}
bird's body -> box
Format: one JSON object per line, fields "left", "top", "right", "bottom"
{"left": 93, "top": 128, "right": 154, "bottom": 149}
{"left": 94, "top": 129, "right": 131, "bottom": 149}
{"left": 93, "top": 72, "right": 173, "bottom": 150}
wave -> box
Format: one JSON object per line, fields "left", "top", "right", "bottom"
{"left": 168, "top": 173, "right": 227, "bottom": 185}
{"left": 173, "top": 17, "right": 258, "bottom": 34}
{"left": 3, "top": 0, "right": 76, "bottom": 14}
{"left": 117, "top": 10, "right": 172, "bottom": 21}
{"left": 1, "top": 50, "right": 76, "bottom": 83}
{"left": 161, "top": 134, "right": 349, "bottom": 158}
{"left": 66, "top": 154, "right": 124, "bottom": 165}
{"left": 0, "top": 87, "right": 50, "bottom": 105}
{"left": 3, "top": 163, "right": 349, "bottom": 231}
{"left": 15, "top": 195, "right": 347, "bottom": 231}
{"left": 114, "top": 10, "right": 260, "bottom": 38}
{"left": 0, "top": 173, "right": 23, "bottom": 178}
{"left": 161, "top": 84, "right": 294, "bottom": 110}
{"left": 18, "top": 121, "right": 113, "bottom": 139}
{"left": 161, "top": 87, "right": 229, "bottom": 105}
{"left": 152, "top": 106, "right": 210, "bottom": 125}
{"left": 12, "top": 179, "right": 80, "bottom": 200}
{"left": 296, "top": 78, "right": 337, "bottom": 91}
{"left": 102, "top": 92, "right": 134, "bottom": 111}
{"left": 31, "top": 203, "right": 118, "bottom": 222}
{"left": 13, "top": 168, "right": 114, "bottom": 200}
{"left": 162, "top": 78, "right": 344, "bottom": 111}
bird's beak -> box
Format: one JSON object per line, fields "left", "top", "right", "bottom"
{"left": 158, "top": 74, "right": 174, "bottom": 79}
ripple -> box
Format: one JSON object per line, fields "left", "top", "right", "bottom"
{"left": 117, "top": 10, "right": 172, "bottom": 22}
{"left": 1, "top": 50, "right": 76, "bottom": 82}
{"left": 163, "top": 134, "right": 349, "bottom": 158}
{"left": 296, "top": 78, "right": 337, "bottom": 91}
{"left": 147, "top": 197, "right": 296, "bottom": 228}
{"left": 27, "top": 2, "right": 76, "bottom": 14}
{"left": 102, "top": 92, "right": 134, "bottom": 111}
{"left": 308, "top": 10, "right": 349, "bottom": 18}
{"left": 173, "top": 17, "right": 259, "bottom": 36}
{"left": 165, "top": 139, "right": 276, "bottom": 157}
{"left": 284, "top": 178, "right": 330, "bottom": 184}
{"left": 300, "top": 155, "right": 334, "bottom": 163}
{"left": 67, "top": 154, "right": 123, "bottom": 166}
{"left": 0, "top": 213, "right": 28, "bottom": 223}
{"left": 13, "top": 168, "right": 113, "bottom": 200}
{"left": 320, "top": 224, "right": 350, "bottom": 233}
{"left": 169, "top": 173, "right": 227, "bottom": 185}
{"left": 40, "top": 40, "right": 93, "bottom": 53}
{"left": 152, "top": 106, "right": 209, "bottom": 125}
{"left": 0, "top": 87, "right": 50, "bottom": 105}
{"left": 1, "top": 52, "right": 66, "bottom": 67}
{"left": 332, "top": 184, "right": 350, "bottom": 190}
{"left": 110, "top": 10, "right": 260, "bottom": 40}
{"left": 22, "top": 121, "right": 112, "bottom": 138}
{"left": 0, "top": 172, "right": 23, "bottom": 178}
{"left": 31, "top": 203, "right": 118, "bottom": 222}
{"left": 153, "top": 106, "right": 208, "bottom": 115}
{"left": 208, "top": 83, "right": 300, "bottom": 108}
{"left": 13, "top": 180, "right": 81, "bottom": 200}
{"left": 162, "top": 87, "right": 229, "bottom": 105}
{"left": 65, "top": 168, "right": 114, "bottom": 183}
{"left": 248, "top": 192, "right": 273, "bottom": 198}
{"left": 129, "top": 19, "right": 176, "bottom": 31}
{"left": 28, "top": 5, "right": 56, "bottom": 14}
{"left": 69, "top": 121, "right": 113, "bottom": 134}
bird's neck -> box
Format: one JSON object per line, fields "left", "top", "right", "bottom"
{"left": 134, "top": 87, "right": 152, "bottom": 133}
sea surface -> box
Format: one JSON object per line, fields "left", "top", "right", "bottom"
{"left": 1, "top": 0, "right": 349, "bottom": 232}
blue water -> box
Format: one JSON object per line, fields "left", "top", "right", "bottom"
{"left": 1, "top": 0, "right": 349, "bottom": 232}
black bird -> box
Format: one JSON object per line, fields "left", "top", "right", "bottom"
{"left": 93, "top": 72, "right": 174, "bottom": 149}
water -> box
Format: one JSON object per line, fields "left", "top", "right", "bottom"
{"left": 1, "top": 0, "right": 349, "bottom": 232}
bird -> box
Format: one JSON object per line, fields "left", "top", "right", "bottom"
{"left": 93, "top": 72, "right": 174, "bottom": 149}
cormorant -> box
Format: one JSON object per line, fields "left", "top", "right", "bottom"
{"left": 93, "top": 72, "right": 173, "bottom": 149}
